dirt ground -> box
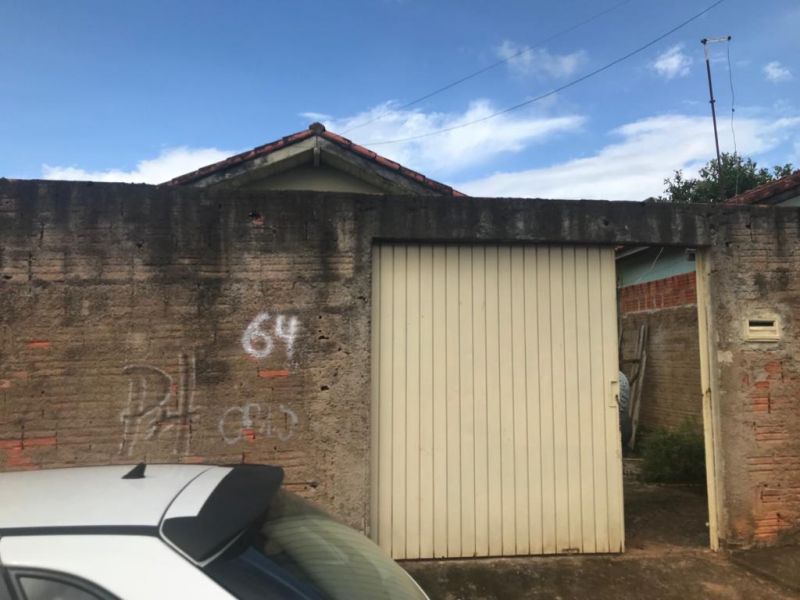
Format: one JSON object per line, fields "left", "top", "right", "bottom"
{"left": 403, "top": 482, "right": 799, "bottom": 599}
{"left": 625, "top": 481, "right": 709, "bottom": 550}
{"left": 404, "top": 550, "right": 795, "bottom": 600}
{"left": 731, "top": 546, "right": 800, "bottom": 594}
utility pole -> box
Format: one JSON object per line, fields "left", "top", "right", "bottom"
{"left": 701, "top": 36, "right": 731, "bottom": 201}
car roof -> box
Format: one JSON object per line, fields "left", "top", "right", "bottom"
{"left": 0, "top": 463, "right": 286, "bottom": 564}
{"left": 0, "top": 464, "right": 220, "bottom": 529}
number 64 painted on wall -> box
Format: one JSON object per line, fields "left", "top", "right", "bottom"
{"left": 241, "top": 312, "right": 300, "bottom": 360}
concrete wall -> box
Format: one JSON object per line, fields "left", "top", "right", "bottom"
{"left": 620, "top": 273, "right": 702, "bottom": 433}
{"left": 709, "top": 208, "right": 800, "bottom": 546}
{"left": 0, "top": 179, "right": 797, "bottom": 548}
{"left": 0, "top": 181, "right": 375, "bottom": 528}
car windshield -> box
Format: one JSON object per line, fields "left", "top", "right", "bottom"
{"left": 204, "top": 490, "right": 427, "bottom": 600}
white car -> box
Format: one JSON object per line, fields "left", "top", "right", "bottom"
{"left": 0, "top": 464, "right": 429, "bottom": 600}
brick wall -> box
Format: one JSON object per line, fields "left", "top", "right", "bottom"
{"left": 619, "top": 273, "right": 702, "bottom": 433}
{"left": 0, "top": 182, "right": 374, "bottom": 528}
{"left": 0, "top": 180, "right": 798, "bottom": 548}
{"left": 710, "top": 208, "right": 800, "bottom": 546}
{"left": 620, "top": 306, "right": 702, "bottom": 434}
{"left": 620, "top": 272, "right": 697, "bottom": 313}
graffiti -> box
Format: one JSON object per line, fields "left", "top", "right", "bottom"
{"left": 219, "top": 402, "right": 298, "bottom": 445}
{"left": 230, "top": 311, "right": 302, "bottom": 446}
{"left": 119, "top": 353, "right": 197, "bottom": 456}
{"left": 241, "top": 312, "right": 300, "bottom": 360}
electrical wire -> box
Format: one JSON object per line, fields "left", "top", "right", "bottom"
{"left": 363, "top": 0, "right": 726, "bottom": 147}
{"left": 634, "top": 246, "right": 665, "bottom": 284}
{"left": 726, "top": 40, "right": 739, "bottom": 195}
{"left": 341, "top": 0, "right": 635, "bottom": 135}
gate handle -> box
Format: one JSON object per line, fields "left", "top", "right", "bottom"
{"left": 609, "top": 379, "right": 620, "bottom": 408}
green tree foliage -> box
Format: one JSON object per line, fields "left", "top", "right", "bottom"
{"left": 640, "top": 421, "right": 706, "bottom": 484}
{"left": 659, "top": 153, "right": 794, "bottom": 203}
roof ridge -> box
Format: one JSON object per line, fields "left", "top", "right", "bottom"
{"left": 165, "top": 124, "right": 465, "bottom": 196}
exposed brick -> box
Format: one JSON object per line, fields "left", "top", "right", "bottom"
{"left": 257, "top": 369, "right": 290, "bottom": 379}
{"left": 0, "top": 179, "right": 797, "bottom": 548}
{"left": 620, "top": 305, "right": 702, "bottom": 433}
{"left": 717, "top": 208, "right": 800, "bottom": 547}
{"left": 27, "top": 340, "right": 51, "bottom": 350}
{"left": 764, "top": 361, "right": 782, "bottom": 376}
{"left": 620, "top": 273, "right": 697, "bottom": 314}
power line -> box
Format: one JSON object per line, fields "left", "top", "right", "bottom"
{"left": 363, "top": 0, "right": 726, "bottom": 147}
{"left": 634, "top": 246, "right": 665, "bottom": 284}
{"left": 341, "top": 0, "right": 635, "bottom": 135}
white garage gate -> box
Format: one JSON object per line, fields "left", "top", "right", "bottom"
{"left": 370, "top": 243, "right": 624, "bottom": 559}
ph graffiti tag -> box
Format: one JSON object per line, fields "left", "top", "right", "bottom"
{"left": 119, "top": 353, "right": 197, "bottom": 457}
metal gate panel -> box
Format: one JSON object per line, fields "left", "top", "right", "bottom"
{"left": 371, "top": 244, "right": 623, "bottom": 559}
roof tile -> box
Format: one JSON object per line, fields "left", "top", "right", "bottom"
{"left": 166, "top": 124, "right": 464, "bottom": 196}
{"left": 725, "top": 170, "right": 800, "bottom": 205}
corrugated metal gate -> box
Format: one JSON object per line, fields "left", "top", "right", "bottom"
{"left": 370, "top": 244, "right": 624, "bottom": 559}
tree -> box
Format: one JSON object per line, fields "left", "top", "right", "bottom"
{"left": 660, "top": 153, "right": 794, "bottom": 203}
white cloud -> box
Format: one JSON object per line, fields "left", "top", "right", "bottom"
{"left": 651, "top": 44, "right": 693, "bottom": 79}
{"left": 764, "top": 61, "right": 793, "bottom": 83}
{"left": 459, "top": 114, "right": 800, "bottom": 200}
{"left": 42, "top": 146, "right": 234, "bottom": 184}
{"left": 495, "top": 40, "right": 585, "bottom": 79}
{"left": 43, "top": 101, "right": 582, "bottom": 184}
{"left": 300, "top": 111, "right": 333, "bottom": 122}
{"left": 323, "top": 100, "right": 585, "bottom": 174}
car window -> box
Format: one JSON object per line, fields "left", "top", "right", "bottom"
{"left": 9, "top": 570, "right": 114, "bottom": 600}
{"left": 0, "top": 571, "right": 12, "bottom": 600}
{"left": 206, "top": 490, "right": 427, "bottom": 600}
{"left": 18, "top": 576, "right": 101, "bottom": 600}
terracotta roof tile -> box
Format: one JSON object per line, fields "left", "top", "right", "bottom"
{"left": 165, "top": 123, "right": 465, "bottom": 196}
{"left": 725, "top": 170, "right": 800, "bottom": 206}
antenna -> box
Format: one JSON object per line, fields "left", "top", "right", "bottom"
{"left": 700, "top": 35, "right": 732, "bottom": 201}
{"left": 122, "top": 462, "right": 147, "bottom": 479}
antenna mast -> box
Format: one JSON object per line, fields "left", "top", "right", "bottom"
{"left": 701, "top": 35, "right": 732, "bottom": 201}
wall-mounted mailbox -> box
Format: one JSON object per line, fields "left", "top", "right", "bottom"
{"left": 745, "top": 317, "right": 780, "bottom": 342}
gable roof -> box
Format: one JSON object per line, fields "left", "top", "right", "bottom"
{"left": 725, "top": 170, "right": 800, "bottom": 206}
{"left": 165, "top": 123, "right": 464, "bottom": 196}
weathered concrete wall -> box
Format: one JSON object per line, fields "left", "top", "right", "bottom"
{"left": 620, "top": 273, "right": 702, "bottom": 433}
{"left": 707, "top": 207, "right": 800, "bottom": 546}
{"left": 0, "top": 179, "right": 797, "bottom": 549}
{"left": 0, "top": 180, "right": 375, "bottom": 528}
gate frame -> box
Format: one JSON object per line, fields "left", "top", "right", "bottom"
{"left": 696, "top": 249, "right": 723, "bottom": 551}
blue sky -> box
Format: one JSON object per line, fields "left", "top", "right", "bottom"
{"left": 1, "top": 0, "right": 798, "bottom": 199}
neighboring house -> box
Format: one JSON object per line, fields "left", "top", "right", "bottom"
{"left": 725, "top": 170, "right": 800, "bottom": 207}
{"left": 616, "top": 170, "right": 800, "bottom": 436}
{"left": 167, "top": 122, "right": 463, "bottom": 196}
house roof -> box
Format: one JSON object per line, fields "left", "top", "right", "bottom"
{"left": 725, "top": 170, "right": 800, "bottom": 206}
{"left": 165, "top": 122, "right": 465, "bottom": 196}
